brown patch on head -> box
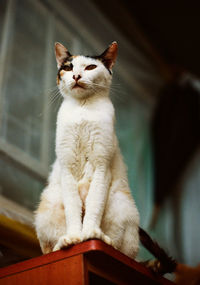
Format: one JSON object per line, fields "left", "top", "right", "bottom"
{"left": 60, "top": 70, "right": 65, "bottom": 77}
{"left": 57, "top": 57, "right": 75, "bottom": 85}
{"left": 55, "top": 42, "right": 72, "bottom": 68}
{"left": 57, "top": 70, "right": 65, "bottom": 84}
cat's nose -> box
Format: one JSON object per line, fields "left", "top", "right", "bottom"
{"left": 73, "top": 74, "right": 81, "bottom": 82}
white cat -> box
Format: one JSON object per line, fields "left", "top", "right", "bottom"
{"left": 35, "top": 42, "right": 140, "bottom": 259}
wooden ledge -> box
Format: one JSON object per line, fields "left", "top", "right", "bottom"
{"left": 0, "top": 239, "right": 174, "bottom": 284}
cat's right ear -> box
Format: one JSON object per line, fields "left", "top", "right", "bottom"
{"left": 99, "top": 42, "right": 118, "bottom": 71}
{"left": 55, "top": 42, "right": 71, "bottom": 68}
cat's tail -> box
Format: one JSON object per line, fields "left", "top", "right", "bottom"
{"left": 139, "top": 227, "right": 177, "bottom": 275}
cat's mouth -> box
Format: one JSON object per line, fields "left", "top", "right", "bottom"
{"left": 72, "top": 83, "right": 85, "bottom": 89}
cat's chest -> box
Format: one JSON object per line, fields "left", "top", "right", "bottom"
{"left": 64, "top": 107, "right": 96, "bottom": 124}
{"left": 57, "top": 99, "right": 113, "bottom": 129}
{"left": 56, "top": 99, "right": 115, "bottom": 179}
{"left": 56, "top": 99, "right": 114, "bottom": 149}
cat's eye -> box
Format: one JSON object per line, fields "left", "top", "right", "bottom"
{"left": 62, "top": 64, "right": 73, "bottom": 71}
{"left": 85, "top": 64, "right": 97, "bottom": 70}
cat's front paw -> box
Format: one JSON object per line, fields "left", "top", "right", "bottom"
{"left": 53, "top": 233, "right": 82, "bottom": 251}
{"left": 81, "top": 227, "right": 112, "bottom": 245}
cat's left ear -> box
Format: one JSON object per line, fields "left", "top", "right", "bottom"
{"left": 55, "top": 42, "right": 71, "bottom": 68}
{"left": 100, "top": 41, "right": 118, "bottom": 71}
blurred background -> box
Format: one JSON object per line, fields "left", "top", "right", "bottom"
{"left": 0, "top": 0, "right": 200, "bottom": 272}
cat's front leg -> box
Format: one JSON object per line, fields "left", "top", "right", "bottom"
{"left": 81, "top": 165, "right": 112, "bottom": 245}
{"left": 53, "top": 168, "right": 82, "bottom": 251}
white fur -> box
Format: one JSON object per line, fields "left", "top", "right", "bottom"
{"left": 35, "top": 50, "right": 139, "bottom": 258}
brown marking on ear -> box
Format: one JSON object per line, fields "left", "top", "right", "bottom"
{"left": 55, "top": 42, "right": 72, "bottom": 68}
{"left": 100, "top": 41, "right": 118, "bottom": 70}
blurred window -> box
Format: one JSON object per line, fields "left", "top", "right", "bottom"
{"left": 0, "top": 0, "right": 95, "bottom": 210}
{"left": 0, "top": 0, "right": 158, "bottom": 221}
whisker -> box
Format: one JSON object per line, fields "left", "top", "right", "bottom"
{"left": 53, "top": 96, "right": 63, "bottom": 113}
{"left": 82, "top": 79, "right": 128, "bottom": 103}
{"left": 38, "top": 86, "right": 63, "bottom": 117}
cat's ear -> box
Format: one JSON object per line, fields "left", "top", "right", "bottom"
{"left": 55, "top": 42, "right": 71, "bottom": 68}
{"left": 100, "top": 41, "right": 118, "bottom": 71}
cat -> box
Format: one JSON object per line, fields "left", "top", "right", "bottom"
{"left": 35, "top": 41, "right": 140, "bottom": 258}
{"left": 34, "top": 42, "right": 176, "bottom": 275}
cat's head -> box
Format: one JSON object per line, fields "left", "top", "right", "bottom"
{"left": 55, "top": 42, "right": 118, "bottom": 99}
